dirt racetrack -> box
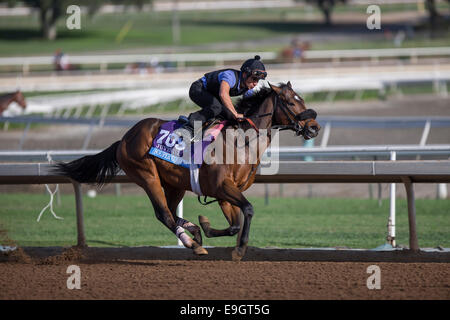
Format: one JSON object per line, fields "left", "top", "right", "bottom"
{"left": 1, "top": 246, "right": 449, "bottom": 300}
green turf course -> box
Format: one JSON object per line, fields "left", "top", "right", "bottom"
{"left": 0, "top": 193, "right": 448, "bottom": 249}
{"left": 1, "top": 4, "right": 450, "bottom": 56}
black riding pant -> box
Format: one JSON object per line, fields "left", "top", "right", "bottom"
{"left": 188, "top": 79, "right": 235, "bottom": 126}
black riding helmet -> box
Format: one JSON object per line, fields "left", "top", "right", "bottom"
{"left": 240, "top": 55, "right": 267, "bottom": 80}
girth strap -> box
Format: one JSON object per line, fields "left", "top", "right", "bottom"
{"left": 198, "top": 196, "right": 219, "bottom": 205}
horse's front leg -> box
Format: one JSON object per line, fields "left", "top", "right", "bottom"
{"left": 164, "top": 184, "right": 203, "bottom": 247}
{"left": 216, "top": 179, "right": 254, "bottom": 261}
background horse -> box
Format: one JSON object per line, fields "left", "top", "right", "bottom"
{"left": 55, "top": 82, "right": 320, "bottom": 260}
{"left": 0, "top": 90, "right": 27, "bottom": 116}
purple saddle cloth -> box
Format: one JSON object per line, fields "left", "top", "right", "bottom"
{"left": 148, "top": 120, "right": 226, "bottom": 168}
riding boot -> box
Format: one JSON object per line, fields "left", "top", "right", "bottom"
{"left": 178, "top": 114, "right": 206, "bottom": 143}
{"left": 177, "top": 115, "right": 194, "bottom": 136}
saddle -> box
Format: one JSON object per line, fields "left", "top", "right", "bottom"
{"left": 149, "top": 117, "right": 226, "bottom": 170}
{"left": 178, "top": 115, "right": 227, "bottom": 142}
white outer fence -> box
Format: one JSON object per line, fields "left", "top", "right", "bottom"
{"left": 3, "top": 115, "right": 450, "bottom": 150}
{"left": 2, "top": 69, "right": 449, "bottom": 113}
{"left": 1, "top": 47, "right": 450, "bottom": 74}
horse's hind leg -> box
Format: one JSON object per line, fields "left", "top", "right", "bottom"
{"left": 164, "top": 185, "right": 203, "bottom": 247}
{"left": 199, "top": 200, "right": 241, "bottom": 238}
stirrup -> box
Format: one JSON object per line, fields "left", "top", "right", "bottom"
{"left": 190, "top": 129, "right": 202, "bottom": 143}
{"left": 190, "top": 120, "right": 211, "bottom": 142}
{"left": 174, "top": 122, "right": 195, "bottom": 143}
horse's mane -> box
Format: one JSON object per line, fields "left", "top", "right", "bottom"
{"left": 235, "top": 87, "right": 273, "bottom": 117}
{"left": 235, "top": 83, "right": 297, "bottom": 117}
{"left": 0, "top": 92, "right": 15, "bottom": 101}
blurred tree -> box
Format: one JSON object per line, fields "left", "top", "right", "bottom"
{"left": 296, "top": 0, "right": 347, "bottom": 26}
{"left": 0, "top": 0, "right": 152, "bottom": 40}
{"left": 426, "top": 0, "right": 439, "bottom": 29}
{"left": 425, "top": 0, "right": 450, "bottom": 35}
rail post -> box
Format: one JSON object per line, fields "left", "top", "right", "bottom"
{"left": 387, "top": 151, "right": 396, "bottom": 247}
{"left": 18, "top": 121, "right": 31, "bottom": 150}
{"left": 82, "top": 123, "right": 95, "bottom": 150}
{"left": 176, "top": 199, "right": 183, "bottom": 246}
{"left": 401, "top": 176, "right": 419, "bottom": 251}
{"left": 72, "top": 181, "right": 87, "bottom": 248}
{"left": 320, "top": 122, "right": 331, "bottom": 148}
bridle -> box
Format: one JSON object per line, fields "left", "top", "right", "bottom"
{"left": 249, "top": 92, "right": 317, "bottom": 137}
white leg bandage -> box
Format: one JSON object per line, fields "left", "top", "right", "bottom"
{"left": 177, "top": 218, "right": 197, "bottom": 234}
{"left": 175, "top": 226, "right": 193, "bottom": 248}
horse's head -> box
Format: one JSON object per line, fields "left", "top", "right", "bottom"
{"left": 269, "top": 82, "right": 320, "bottom": 140}
{"left": 14, "top": 90, "right": 27, "bottom": 109}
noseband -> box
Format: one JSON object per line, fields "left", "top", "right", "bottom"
{"left": 254, "top": 94, "right": 317, "bottom": 136}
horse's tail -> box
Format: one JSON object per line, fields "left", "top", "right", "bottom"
{"left": 54, "top": 141, "right": 121, "bottom": 186}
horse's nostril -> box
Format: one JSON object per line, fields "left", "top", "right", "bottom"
{"left": 309, "top": 127, "right": 319, "bottom": 135}
{"left": 307, "top": 126, "right": 319, "bottom": 138}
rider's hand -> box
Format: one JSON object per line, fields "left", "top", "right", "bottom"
{"left": 235, "top": 113, "right": 245, "bottom": 119}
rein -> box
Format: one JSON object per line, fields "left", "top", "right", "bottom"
{"left": 251, "top": 112, "right": 272, "bottom": 119}
{"left": 240, "top": 117, "right": 260, "bottom": 133}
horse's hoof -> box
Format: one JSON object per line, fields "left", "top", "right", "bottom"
{"left": 193, "top": 235, "right": 203, "bottom": 247}
{"left": 193, "top": 245, "right": 208, "bottom": 256}
{"left": 231, "top": 248, "right": 243, "bottom": 262}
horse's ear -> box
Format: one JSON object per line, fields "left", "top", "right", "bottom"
{"left": 287, "top": 81, "right": 292, "bottom": 89}
{"left": 269, "top": 82, "right": 282, "bottom": 95}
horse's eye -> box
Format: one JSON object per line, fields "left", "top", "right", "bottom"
{"left": 288, "top": 102, "right": 295, "bottom": 107}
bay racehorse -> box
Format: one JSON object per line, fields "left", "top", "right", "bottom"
{"left": 0, "top": 90, "right": 27, "bottom": 116}
{"left": 55, "top": 82, "right": 320, "bottom": 260}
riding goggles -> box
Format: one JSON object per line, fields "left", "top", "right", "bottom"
{"left": 250, "top": 70, "right": 267, "bottom": 80}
